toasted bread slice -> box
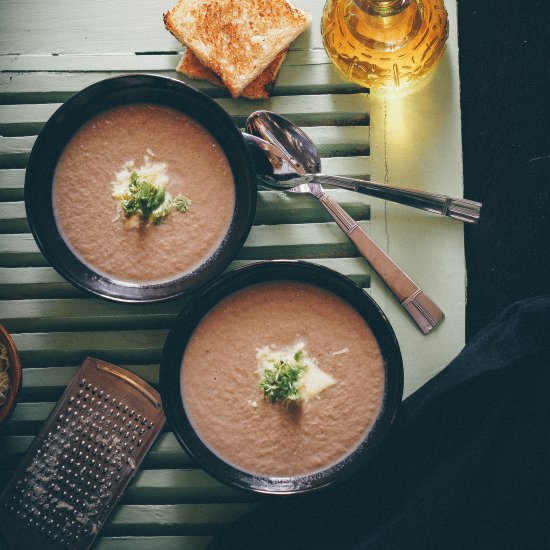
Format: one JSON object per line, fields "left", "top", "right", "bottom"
{"left": 177, "top": 47, "right": 287, "bottom": 99}
{"left": 164, "top": 0, "right": 310, "bottom": 98}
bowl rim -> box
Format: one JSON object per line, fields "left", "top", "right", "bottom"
{"left": 0, "top": 325, "right": 22, "bottom": 427}
{"left": 24, "top": 73, "right": 257, "bottom": 303}
{"left": 160, "top": 260, "right": 404, "bottom": 495}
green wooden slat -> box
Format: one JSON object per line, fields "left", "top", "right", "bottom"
{"left": 0, "top": 127, "right": 368, "bottom": 162}
{"left": 0, "top": 257, "right": 371, "bottom": 300}
{"left": 95, "top": 536, "right": 212, "bottom": 550}
{"left": 2, "top": 275, "right": 376, "bottom": 330}
{"left": 220, "top": 95, "right": 369, "bottom": 127}
{"left": 0, "top": 99, "right": 369, "bottom": 137}
{"left": 0, "top": 49, "right": 331, "bottom": 72}
{"left": 0, "top": 94, "right": 369, "bottom": 130}
{"left": 0, "top": 190, "right": 371, "bottom": 234}
{"left": 19, "top": 364, "right": 160, "bottom": 401}
{"left": 11, "top": 329, "right": 167, "bottom": 367}
{"left": 0, "top": 435, "right": 33, "bottom": 465}
{"left": 0, "top": 432, "right": 193, "bottom": 469}
{"left": 0, "top": 232, "right": 40, "bottom": 266}
{"left": 0, "top": 220, "right": 371, "bottom": 267}
{"left": 0, "top": 69, "right": 365, "bottom": 105}
{"left": 0, "top": 136, "right": 34, "bottom": 168}
{"left": 0, "top": 468, "right": 251, "bottom": 504}
{"left": 0, "top": 266, "right": 87, "bottom": 298}
{"left": 130, "top": 433, "right": 193, "bottom": 469}
{"left": 102, "top": 503, "right": 257, "bottom": 536}
{"left": 0, "top": 200, "right": 27, "bottom": 232}
{"left": 0, "top": 159, "right": 372, "bottom": 202}
{"left": 0, "top": 0, "right": 320, "bottom": 55}
{"left": 1, "top": 401, "right": 54, "bottom": 433}
{"left": 0, "top": 298, "right": 185, "bottom": 332}
{"left": 321, "top": 155, "right": 372, "bottom": 177}
{"left": 0, "top": 169, "right": 25, "bottom": 201}
{"left": 237, "top": 221, "right": 367, "bottom": 260}
{"left": 122, "top": 469, "right": 252, "bottom": 504}
{"left": 1, "top": 123, "right": 370, "bottom": 161}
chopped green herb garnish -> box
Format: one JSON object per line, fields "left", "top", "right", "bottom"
{"left": 121, "top": 171, "right": 167, "bottom": 221}
{"left": 151, "top": 201, "right": 172, "bottom": 225}
{"left": 173, "top": 194, "right": 192, "bottom": 212}
{"left": 115, "top": 169, "right": 192, "bottom": 226}
{"left": 259, "top": 357, "right": 308, "bottom": 404}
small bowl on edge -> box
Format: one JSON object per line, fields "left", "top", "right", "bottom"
{"left": 0, "top": 325, "right": 22, "bottom": 428}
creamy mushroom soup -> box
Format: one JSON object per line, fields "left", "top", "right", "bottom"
{"left": 53, "top": 103, "right": 235, "bottom": 284}
{"left": 181, "top": 280, "right": 386, "bottom": 477}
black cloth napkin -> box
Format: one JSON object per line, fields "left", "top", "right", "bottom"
{"left": 209, "top": 295, "right": 550, "bottom": 550}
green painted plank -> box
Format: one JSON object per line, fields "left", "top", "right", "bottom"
{"left": 0, "top": 468, "right": 250, "bottom": 503}
{"left": 0, "top": 126, "right": 368, "bottom": 163}
{"left": 0, "top": 190, "right": 370, "bottom": 233}
{"left": 0, "top": 298, "right": 185, "bottom": 332}
{"left": 0, "top": 69, "right": 364, "bottom": 104}
{"left": 0, "top": 220, "right": 371, "bottom": 267}
{"left": 0, "top": 159, "right": 372, "bottom": 202}
{"left": 237, "top": 221, "right": 368, "bottom": 260}
{"left": 0, "top": 436, "right": 33, "bottom": 466}
{"left": 0, "top": 169, "right": 25, "bottom": 201}
{"left": 96, "top": 536, "right": 212, "bottom": 550}
{"left": 0, "top": 49, "right": 331, "bottom": 72}
{"left": 129, "top": 433, "right": 192, "bottom": 470}
{"left": 19, "top": 364, "right": 160, "bottom": 401}
{"left": 0, "top": 200, "right": 27, "bottom": 232}
{"left": 0, "top": 136, "right": 34, "bottom": 168}
{"left": 321, "top": 156, "right": 372, "bottom": 178}
{"left": 0, "top": 266, "right": 87, "bottom": 298}
{"left": 0, "top": 0, "right": 321, "bottom": 55}
{"left": 122, "top": 469, "right": 252, "bottom": 504}
{"left": 0, "top": 100, "right": 369, "bottom": 137}
{"left": 0, "top": 432, "right": 192, "bottom": 469}
{"left": 0, "top": 528, "right": 212, "bottom": 549}
{"left": 0, "top": 97, "right": 370, "bottom": 136}
{"left": 0, "top": 257, "right": 371, "bottom": 300}
{"left": 102, "top": 503, "right": 257, "bottom": 536}
{"left": 1, "top": 401, "right": 55, "bottom": 433}
{"left": 11, "top": 329, "right": 167, "bottom": 367}
{"left": 0, "top": 232, "right": 40, "bottom": 266}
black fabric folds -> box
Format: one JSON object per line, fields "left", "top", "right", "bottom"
{"left": 209, "top": 296, "right": 550, "bottom": 550}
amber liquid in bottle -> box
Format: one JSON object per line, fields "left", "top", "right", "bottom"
{"left": 321, "top": 0, "right": 449, "bottom": 90}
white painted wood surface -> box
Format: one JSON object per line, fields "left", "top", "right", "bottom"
{"left": 0, "top": 0, "right": 465, "bottom": 545}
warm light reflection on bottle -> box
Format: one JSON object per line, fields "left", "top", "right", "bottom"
{"left": 321, "top": 0, "right": 449, "bottom": 91}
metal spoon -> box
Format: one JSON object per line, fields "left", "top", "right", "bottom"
{"left": 246, "top": 110, "right": 481, "bottom": 224}
{"left": 242, "top": 132, "right": 445, "bottom": 335}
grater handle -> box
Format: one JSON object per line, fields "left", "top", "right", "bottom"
{"left": 95, "top": 361, "right": 161, "bottom": 407}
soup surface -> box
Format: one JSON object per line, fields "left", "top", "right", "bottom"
{"left": 53, "top": 103, "right": 235, "bottom": 284}
{"left": 181, "top": 280, "right": 385, "bottom": 477}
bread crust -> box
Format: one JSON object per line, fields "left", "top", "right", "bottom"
{"left": 177, "top": 47, "right": 287, "bottom": 99}
{"left": 164, "top": 0, "right": 309, "bottom": 97}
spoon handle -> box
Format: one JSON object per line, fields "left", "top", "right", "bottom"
{"left": 316, "top": 190, "right": 445, "bottom": 334}
{"left": 305, "top": 174, "right": 481, "bottom": 224}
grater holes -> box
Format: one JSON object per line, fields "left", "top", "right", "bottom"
{"left": 1, "top": 361, "right": 164, "bottom": 549}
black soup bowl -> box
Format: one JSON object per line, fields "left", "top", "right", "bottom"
{"left": 24, "top": 74, "right": 256, "bottom": 302}
{"left": 160, "top": 260, "right": 404, "bottom": 495}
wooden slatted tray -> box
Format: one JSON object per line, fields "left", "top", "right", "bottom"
{"left": 0, "top": 1, "right": 466, "bottom": 547}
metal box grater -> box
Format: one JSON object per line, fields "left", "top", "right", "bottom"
{"left": 0, "top": 357, "right": 166, "bottom": 549}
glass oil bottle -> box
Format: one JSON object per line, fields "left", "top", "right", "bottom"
{"left": 321, "top": 0, "right": 449, "bottom": 90}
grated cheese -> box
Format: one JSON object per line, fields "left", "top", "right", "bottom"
{"left": 256, "top": 341, "right": 335, "bottom": 401}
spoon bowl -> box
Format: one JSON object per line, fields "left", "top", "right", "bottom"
{"left": 245, "top": 110, "right": 482, "bottom": 224}
{"left": 246, "top": 111, "right": 320, "bottom": 174}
